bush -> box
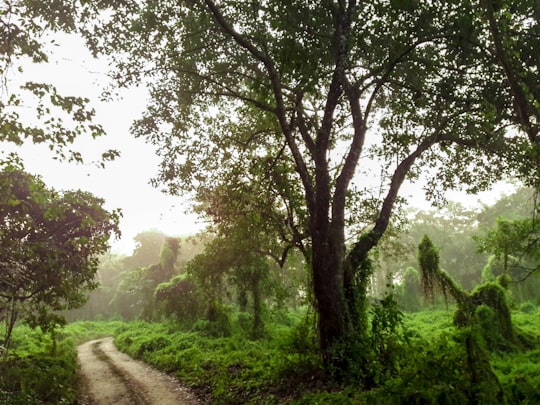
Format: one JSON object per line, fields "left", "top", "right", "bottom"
{"left": 192, "top": 319, "right": 231, "bottom": 338}
{"left": 137, "top": 336, "right": 171, "bottom": 356}
{"left": 0, "top": 338, "right": 78, "bottom": 404}
{"left": 519, "top": 301, "right": 537, "bottom": 314}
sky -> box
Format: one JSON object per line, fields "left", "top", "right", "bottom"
{"left": 2, "top": 34, "right": 205, "bottom": 255}
{"left": 2, "top": 34, "right": 516, "bottom": 255}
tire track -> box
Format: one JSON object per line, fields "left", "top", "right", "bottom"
{"left": 77, "top": 337, "right": 198, "bottom": 405}
{"left": 90, "top": 340, "right": 147, "bottom": 404}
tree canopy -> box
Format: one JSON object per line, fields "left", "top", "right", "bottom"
{"left": 3, "top": 0, "right": 533, "bottom": 373}
{"left": 0, "top": 165, "right": 120, "bottom": 349}
{"left": 77, "top": 0, "right": 539, "bottom": 367}
{"left": 0, "top": 0, "right": 118, "bottom": 164}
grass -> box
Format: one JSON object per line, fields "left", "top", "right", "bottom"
{"left": 112, "top": 313, "right": 323, "bottom": 404}
{"left": 0, "top": 321, "right": 124, "bottom": 404}
{"left": 1, "top": 305, "right": 540, "bottom": 404}
{"left": 0, "top": 325, "right": 78, "bottom": 404}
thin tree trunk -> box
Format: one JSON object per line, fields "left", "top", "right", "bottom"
{"left": 2, "top": 299, "right": 18, "bottom": 357}
{"left": 251, "top": 273, "right": 264, "bottom": 339}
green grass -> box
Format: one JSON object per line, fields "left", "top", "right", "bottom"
{"left": 1, "top": 305, "right": 540, "bottom": 404}
{"left": 112, "top": 314, "right": 323, "bottom": 403}
{"left": 0, "top": 325, "right": 78, "bottom": 404}
{"left": 0, "top": 320, "right": 125, "bottom": 404}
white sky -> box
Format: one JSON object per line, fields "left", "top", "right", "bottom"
{"left": 2, "top": 34, "right": 206, "bottom": 255}
{"left": 2, "top": 34, "right": 515, "bottom": 255}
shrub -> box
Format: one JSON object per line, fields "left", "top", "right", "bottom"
{"left": 0, "top": 337, "right": 78, "bottom": 404}
{"left": 519, "top": 301, "right": 537, "bottom": 314}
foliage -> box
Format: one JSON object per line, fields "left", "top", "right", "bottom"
{"left": 104, "top": 306, "right": 540, "bottom": 404}
{"left": 0, "top": 325, "right": 79, "bottom": 404}
{"left": 405, "top": 204, "right": 488, "bottom": 290}
{"left": 0, "top": 320, "right": 126, "bottom": 404}
{"left": 476, "top": 216, "right": 540, "bottom": 282}
{"left": 477, "top": 187, "right": 538, "bottom": 225}
{"left": 155, "top": 274, "right": 203, "bottom": 325}
{"left": 376, "top": 189, "right": 538, "bottom": 298}
{"left": 195, "top": 302, "right": 232, "bottom": 338}
{"left": 0, "top": 1, "right": 119, "bottom": 165}
{"left": 112, "top": 313, "right": 324, "bottom": 404}
{"left": 396, "top": 267, "right": 422, "bottom": 311}
{"left": 3, "top": 304, "right": 540, "bottom": 404}
{"left": 0, "top": 166, "right": 120, "bottom": 351}
{"left": 419, "top": 235, "right": 520, "bottom": 354}
{"left": 122, "top": 230, "right": 168, "bottom": 269}
{"left": 62, "top": 252, "right": 128, "bottom": 322}
{"left": 106, "top": 233, "right": 208, "bottom": 321}
{"left": 77, "top": 0, "right": 540, "bottom": 367}
{"left": 112, "top": 237, "right": 183, "bottom": 321}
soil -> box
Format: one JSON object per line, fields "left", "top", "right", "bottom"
{"left": 77, "top": 337, "right": 199, "bottom": 405}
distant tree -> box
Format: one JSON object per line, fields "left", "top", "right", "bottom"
{"left": 0, "top": 166, "right": 120, "bottom": 351}
{"left": 123, "top": 230, "right": 168, "bottom": 269}
{"left": 112, "top": 266, "right": 146, "bottom": 321}
{"left": 110, "top": 234, "right": 208, "bottom": 320}
{"left": 382, "top": 204, "right": 486, "bottom": 291}
{"left": 140, "top": 237, "right": 180, "bottom": 319}
{"left": 477, "top": 187, "right": 538, "bottom": 227}
{"left": 396, "top": 267, "right": 422, "bottom": 311}
{"left": 155, "top": 273, "right": 203, "bottom": 324}
{"left": 175, "top": 235, "right": 209, "bottom": 269}
{"left": 476, "top": 216, "right": 540, "bottom": 302}
{"left": 63, "top": 252, "right": 128, "bottom": 321}
{"left": 116, "top": 237, "right": 182, "bottom": 320}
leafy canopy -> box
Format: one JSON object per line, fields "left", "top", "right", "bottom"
{"left": 1, "top": 0, "right": 119, "bottom": 164}
{"left": 0, "top": 164, "right": 120, "bottom": 336}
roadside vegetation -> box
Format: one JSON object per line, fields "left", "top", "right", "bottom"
{"left": 1, "top": 305, "right": 540, "bottom": 404}
{"left": 2, "top": 188, "right": 540, "bottom": 404}
{"left": 2, "top": 1, "right": 539, "bottom": 404}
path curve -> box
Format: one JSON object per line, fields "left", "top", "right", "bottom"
{"left": 77, "top": 337, "right": 199, "bottom": 405}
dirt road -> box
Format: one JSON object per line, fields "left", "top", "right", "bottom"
{"left": 77, "top": 338, "right": 199, "bottom": 405}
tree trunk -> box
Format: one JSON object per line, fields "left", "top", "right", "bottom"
{"left": 2, "top": 299, "right": 18, "bottom": 357}
{"left": 251, "top": 273, "right": 264, "bottom": 339}
{"left": 311, "top": 226, "right": 347, "bottom": 362}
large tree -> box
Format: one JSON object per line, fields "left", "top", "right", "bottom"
{"left": 82, "top": 0, "right": 539, "bottom": 365}
{"left": 0, "top": 165, "right": 119, "bottom": 350}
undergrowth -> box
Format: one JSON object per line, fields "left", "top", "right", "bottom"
{"left": 0, "top": 321, "right": 123, "bottom": 404}
{"left": 1, "top": 306, "right": 539, "bottom": 404}
{"left": 0, "top": 325, "right": 78, "bottom": 404}
{"left": 113, "top": 310, "right": 323, "bottom": 403}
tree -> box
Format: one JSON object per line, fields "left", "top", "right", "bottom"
{"left": 396, "top": 204, "right": 488, "bottom": 290}
{"left": 477, "top": 187, "right": 538, "bottom": 226}
{"left": 116, "top": 237, "right": 182, "bottom": 320}
{"left": 0, "top": 165, "right": 120, "bottom": 351}
{"left": 63, "top": 252, "right": 128, "bottom": 321}
{"left": 84, "top": 1, "right": 540, "bottom": 367}
{"left": 417, "top": 235, "right": 506, "bottom": 402}
{"left": 480, "top": 0, "right": 539, "bottom": 154}
{"left": 192, "top": 160, "right": 310, "bottom": 337}
{"left": 0, "top": 0, "right": 118, "bottom": 164}
{"left": 476, "top": 215, "right": 540, "bottom": 302}
{"left": 123, "top": 230, "right": 168, "bottom": 269}
{"left": 396, "top": 267, "right": 422, "bottom": 311}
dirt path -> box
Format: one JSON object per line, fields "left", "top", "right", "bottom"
{"left": 77, "top": 338, "right": 199, "bottom": 405}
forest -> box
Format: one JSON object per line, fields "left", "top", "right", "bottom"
{"left": 1, "top": 0, "right": 539, "bottom": 404}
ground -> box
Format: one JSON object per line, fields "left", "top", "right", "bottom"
{"left": 77, "top": 338, "right": 199, "bottom": 405}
